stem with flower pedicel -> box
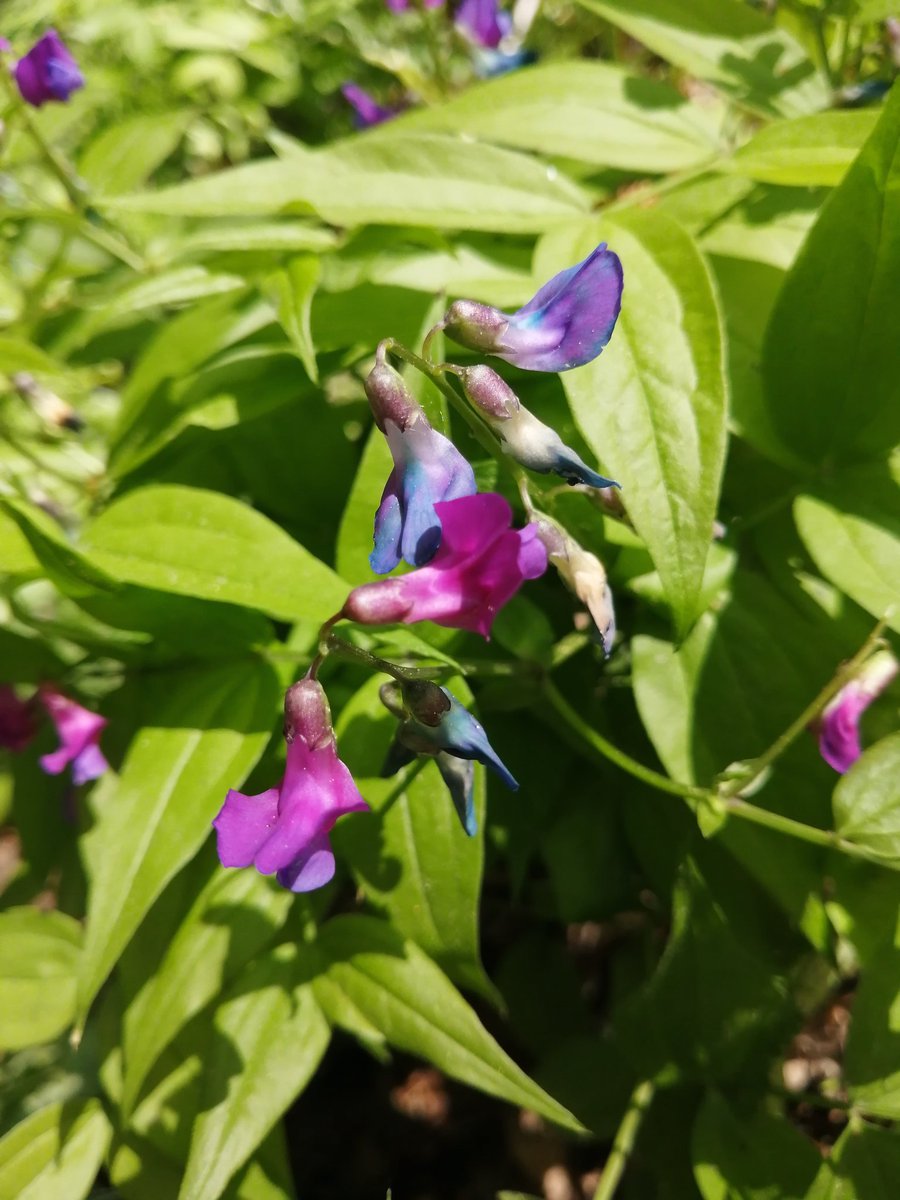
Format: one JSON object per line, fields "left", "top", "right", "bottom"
{"left": 592, "top": 1079, "right": 656, "bottom": 1200}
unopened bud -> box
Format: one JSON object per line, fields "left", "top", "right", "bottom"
{"left": 442, "top": 299, "right": 510, "bottom": 353}
{"left": 460, "top": 365, "right": 520, "bottom": 420}
{"left": 12, "top": 371, "right": 83, "bottom": 432}
{"left": 364, "top": 362, "right": 420, "bottom": 433}
{"left": 400, "top": 679, "right": 452, "bottom": 727}
{"left": 548, "top": 531, "right": 617, "bottom": 658}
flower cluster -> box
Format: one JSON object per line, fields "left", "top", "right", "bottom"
{"left": 2, "top": 30, "right": 83, "bottom": 108}
{"left": 213, "top": 242, "right": 624, "bottom": 893}
{"left": 0, "top": 685, "right": 107, "bottom": 785}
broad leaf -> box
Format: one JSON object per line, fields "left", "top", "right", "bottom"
{"left": 316, "top": 915, "right": 582, "bottom": 1131}
{"left": 78, "top": 658, "right": 278, "bottom": 1017}
{"left": 554, "top": 210, "right": 727, "bottom": 636}
{"left": 0, "top": 908, "right": 81, "bottom": 1050}
{"left": 80, "top": 111, "right": 188, "bottom": 193}
{"left": 726, "top": 110, "right": 879, "bottom": 187}
{"left": 0, "top": 496, "right": 117, "bottom": 598}
{"left": 80, "top": 485, "right": 348, "bottom": 624}
{"left": 103, "top": 134, "right": 589, "bottom": 233}
{"left": 0, "top": 1100, "right": 111, "bottom": 1200}
{"left": 833, "top": 734, "right": 900, "bottom": 870}
{"left": 762, "top": 85, "right": 900, "bottom": 467}
{"left": 806, "top": 1123, "right": 900, "bottom": 1199}
{"left": 577, "top": 0, "right": 827, "bottom": 117}
{"left": 178, "top": 946, "right": 329, "bottom": 1200}
{"left": 393, "top": 60, "right": 723, "bottom": 171}
{"left": 336, "top": 424, "right": 394, "bottom": 584}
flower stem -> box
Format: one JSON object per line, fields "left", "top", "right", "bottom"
{"left": 325, "top": 634, "right": 446, "bottom": 682}
{"left": 593, "top": 1079, "right": 655, "bottom": 1200}
{"left": 722, "top": 796, "right": 887, "bottom": 867}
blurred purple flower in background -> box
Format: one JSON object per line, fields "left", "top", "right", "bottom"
{"left": 385, "top": 0, "right": 444, "bottom": 9}
{"left": 0, "top": 686, "right": 36, "bottom": 753}
{"left": 341, "top": 83, "right": 398, "bottom": 129}
{"left": 442, "top": 242, "right": 623, "bottom": 372}
{"left": 344, "top": 492, "right": 547, "bottom": 637}
{"left": 214, "top": 678, "right": 369, "bottom": 893}
{"left": 13, "top": 30, "right": 84, "bottom": 107}
{"left": 816, "top": 651, "right": 898, "bottom": 773}
{"left": 454, "top": 0, "right": 510, "bottom": 48}
{"left": 38, "top": 686, "right": 108, "bottom": 785}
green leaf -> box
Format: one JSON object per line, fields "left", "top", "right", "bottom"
{"left": 333, "top": 675, "right": 494, "bottom": 1000}
{"left": 392, "top": 61, "right": 722, "bottom": 171}
{"left": 555, "top": 209, "right": 727, "bottom": 636}
{"left": 0, "top": 496, "right": 118, "bottom": 598}
{"left": 122, "top": 867, "right": 293, "bottom": 1114}
{"left": 178, "top": 946, "right": 330, "bottom": 1200}
{"left": 80, "top": 484, "right": 348, "bottom": 624}
{"left": 78, "top": 658, "right": 278, "bottom": 1017}
{"left": 576, "top": 0, "right": 828, "bottom": 117}
{"left": 80, "top": 111, "right": 189, "bottom": 193}
{"left": 265, "top": 255, "right": 320, "bottom": 383}
{"left": 0, "top": 909, "right": 82, "bottom": 1051}
{"left": 102, "top": 134, "right": 588, "bottom": 233}
{"left": 794, "top": 458, "right": 900, "bottom": 635}
{"left": 315, "top": 914, "right": 583, "bottom": 1131}
{"left": 726, "top": 111, "right": 879, "bottom": 187}
{"left": 692, "top": 1090, "right": 820, "bottom": 1199}
{"left": 0, "top": 1099, "right": 111, "bottom": 1200}
{"left": 833, "top": 734, "right": 900, "bottom": 870}
{"left": 171, "top": 220, "right": 338, "bottom": 260}
{"left": 806, "top": 1122, "right": 900, "bottom": 1199}
{"left": 843, "top": 939, "right": 900, "bottom": 1120}
{"left": 0, "top": 510, "right": 41, "bottom": 577}
{"left": 762, "top": 85, "right": 900, "bottom": 467}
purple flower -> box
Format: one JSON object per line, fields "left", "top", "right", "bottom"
{"left": 213, "top": 678, "right": 369, "bottom": 893}
{"left": 442, "top": 243, "right": 623, "bottom": 373}
{"left": 366, "top": 361, "right": 476, "bottom": 573}
{"left": 14, "top": 30, "right": 84, "bottom": 108}
{"left": 455, "top": 0, "right": 510, "bottom": 49}
{"left": 0, "top": 686, "right": 36, "bottom": 752}
{"left": 344, "top": 492, "right": 547, "bottom": 637}
{"left": 386, "top": 0, "right": 444, "bottom": 10}
{"left": 38, "top": 686, "right": 108, "bottom": 785}
{"left": 816, "top": 651, "right": 898, "bottom": 774}
{"left": 341, "top": 84, "right": 398, "bottom": 129}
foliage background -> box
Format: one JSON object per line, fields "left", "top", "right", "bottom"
{"left": 1, "top": 0, "right": 899, "bottom": 1197}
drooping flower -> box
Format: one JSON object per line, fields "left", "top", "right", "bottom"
{"left": 341, "top": 83, "right": 398, "bottom": 129}
{"left": 454, "top": 0, "right": 509, "bottom": 49}
{"left": 460, "top": 365, "right": 618, "bottom": 488}
{"left": 366, "top": 361, "right": 476, "bottom": 574}
{"left": 380, "top": 679, "right": 517, "bottom": 834}
{"left": 14, "top": 30, "right": 84, "bottom": 108}
{"left": 816, "top": 651, "right": 898, "bottom": 774}
{"left": 344, "top": 492, "right": 547, "bottom": 637}
{"left": 213, "top": 678, "right": 369, "bottom": 893}
{"left": 38, "top": 686, "right": 108, "bottom": 785}
{"left": 538, "top": 522, "right": 617, "bottom": 658}
{"left": 0, "top": 686, "right": 36, "bottom": 753}
{"left": 441, "top": 243, "right": 623, "bottom": 372}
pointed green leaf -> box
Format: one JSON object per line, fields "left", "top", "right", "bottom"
{"left": 806, "top": 1122, "right": 900, "bottom": 1199}
{"left": 265, "top": 255, "right": 320, "bottom": 382}
{"left": 726, "top": 110, "right": 879, "bottom": 187}
{"left": 0, "top": 909, "right": 81, "bottom": 1050}
{"left": 0, "top": 496, "right": 118, "bottom": 598}
{"left": 78, "top": 659, "right": 278, "bottom": 1017}
{"left": 833, "top": 734, "right": 900, "bottom": 871}
{"left": 0, "top": 1100, "right": 111, "bottom": 1200}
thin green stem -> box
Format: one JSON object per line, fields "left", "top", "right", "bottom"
{"left": 543, "top": 680, "right": 709, "bottom": 803}
{"left": 812, "top": 13, "right": 839, "bottom": 89}
{"left": 326, "top": 634, "right": 447, "bottom": 682}
{"left": 593, "top": 1079, "right": 655, "bottom": 1200}
{"left": 723, "top": 797, "right": 887, "bottom": 867}
{"left": 718, "top": 619, "right": 889, "bottom": 799}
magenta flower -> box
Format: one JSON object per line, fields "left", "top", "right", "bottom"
{"left": 213, "top": 678, "right": 369, "bottom": 893}
{"left": 343, "top": 492, "right": 547, "bottom": 637}
{"left": 442, "top": 243, "right": 623, "bottom": 373}
{"left": 386, "top": 0, "right": 443, "bottom": 10}
{"left": 0, "top": 686, "right": 36, "bottom": 753}
{"left": 341, "top": 83, "right": 398, "bottom": 129}
{"left": 455, "top": 0, "right": 509, "bottom": 49}
{"left": 38, "top": 686, "right": 108, "bottom": 785}
{"left": 817, "top": 651, "right": 898, "bottom": 774}
{"left": 14, "top": 30, "right": 84, "bottom": 108}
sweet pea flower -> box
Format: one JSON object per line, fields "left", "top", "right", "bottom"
{"left": 341, "top": 84, "right": 398, "bottom": 129}
{"left": 538, "top": 522, "right": 617, "bottom": 658}
{"left": 0, "top": 686, "right": 36, "bottom": 752}
{"left": 441, "top": 242, "right": 623, "bottom": 372}
{"left": 38, "top": 686, "right": 108, "bottom": 785}
{"left": 344, "top": 492, "right": 547, "bottom": 637}
{"left": 213, "top": 678, "right": 368, "bottom": 893}
{"left": 455, "top": 0, "right": 509, "bottom": 49}
{"left": 381, "top": 679, "right": 517, "bottom": 833}
{"left": 14, "top": 30, "right": 84, "bottom": 108}
{"left": 366, "top": 361, "right": 476, "bottom": 574}
{"left": 816, "top": 651, "right": 898, "bottom": 774}
{"left": 461, "top": 365, "right": 619, "bottom": 489}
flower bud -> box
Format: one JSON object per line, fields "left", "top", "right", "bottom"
{"left": 543, "top": 527, "right": 617, "bottom": 658}
{"left": 284, "top": 677, "right": 333, "bottom": 749}
{"left": 459, "top": 365, "right": 519, "bottom": 420}
{"left": 364, "top": 362, "right": 420, "bottom": 433}
{"left": 441, "top": 300, "right": 510, "bottom": 354}
{"left": 399, "top": 679, "right": 452, "bottom": 727}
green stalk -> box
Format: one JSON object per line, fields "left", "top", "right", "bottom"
{"left": 592, "top": 1080, "right": 655, "bottom": 1200}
